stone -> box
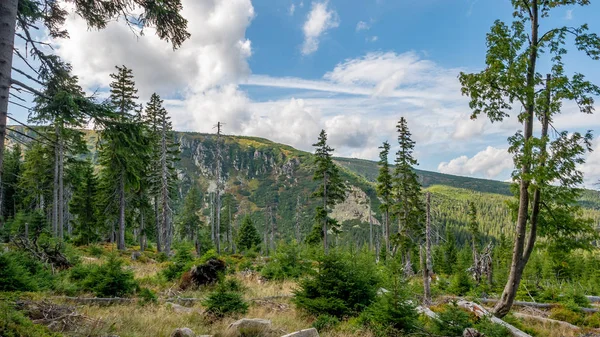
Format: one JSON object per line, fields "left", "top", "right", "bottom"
{"left": 463, "top": 328, "right": 484, "bottom": 337}
{"left": 165, "top": 302, "right": 196, "bottom": 314}
{"left": 170, "top": 327, "right": 195, "bottom": 337}
{"left": 227, "top": 318, "right": 272, "bottom": 332}
{"left": 131, "top": 251, "right": 141, "bottom": 260}
{"left": 281, "top": 328, "right": 320, "bottom": 337}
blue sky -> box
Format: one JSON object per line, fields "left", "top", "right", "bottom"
{"left": 9, "top": 0, "right": 600, "bottom": 185}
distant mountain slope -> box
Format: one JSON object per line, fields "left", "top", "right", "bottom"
{"left": 6, "top": 127, "right": 600, "bottom": 245}
{"left": 333, "top": 157, "right": 512, "bottom": 196}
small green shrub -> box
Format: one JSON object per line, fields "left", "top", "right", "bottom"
{"left": 162, "top": 248, "right": 194, "bottom": 281}
{"left": 549, "top": 307, "right": 584, "bottom": 326}
{"left": 293, "top": 250, "right": 380, "bottom": 318}
{"left": 431, "top": 304, "right": 472, "bottom": 337}
{"left": 203, "top": 278, "right": 248, "bottom": 318}
{"left": 584, "top": 312, "right": 600, "bottom": 328}
{"left": 80, "top": 254, "right": 138, "bottom": 297}
{"left": 261, "top": 242, "right": 311, "bottom": 280}
{"left": 474, "top": 317, "right": 511, "bottom": 337}
{"left": 358, "top": 287, "right": 419, "bottom": 336}
{"left": 138, "top": 287, "right": 158, "bottom": 305}
{"left": 312, "top": 314, "right": 339, "bottom": 332}
{"left": 87, "top": 245, "right": 104, "bottom": 257}
{"left": 0, "top": 252, "right": 55, "bottom": 292}
{"left": 0, "top": 302, "right": 62, "bottom": 337}
{"left": 156, "top": 252, "right": 169, "bottom": 262}
{"left": 448, "top": 270, "right": 473, "bottom": 296}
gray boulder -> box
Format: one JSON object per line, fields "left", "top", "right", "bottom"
{"left": 281, "top": 328, "right": 319, "bottom": 337}
{"left": 170, "top": 327, "right": 195, "bottom": 337}
{"left": 228, "top": 318, "right": 272, "bottom": 332}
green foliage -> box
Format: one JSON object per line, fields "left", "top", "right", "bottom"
{"left": 70, "top": 160, "right": 100, "bottom": 245}
{"left": 0, "top": 302, "right": 62, "bottom": 337}
{"left": 293, "top": 250, "right": 380, "bottom": 318}
{"left": 0, "top": 253, "right": 40, "bottom": 292}
{"left": 549, "top": 307, "right": 584, "bottom": 326}
{"left": 162, "top": 246, "right": 194, "bottom": 281}
{"left": 261, "top": 241, "right": 311, "bottom": 280}
{"left": 312, "top": 130, "right": 346, "bottom": 251}
{"left": 138, "top": 287, "right": 158, "bottom": 305}
{"left": 203, "top": 278, "right": 248, "bottom": 318}
{"left": 312, "top": 314, "right": 339, "bottom": 332}
{"left": 236, "top": 216, "right": 261, "bottom": 252}
{"left": 474, "top": 318, "right": 511, "bottom": 337}
{"left": 430, "top": 304, "right": 472, "bottom": 337}
{"left": 358, "top": 285, "right": 419, "bottom": 336}
{"left": 78, "top": 254, "right": 138, "bottom": 297}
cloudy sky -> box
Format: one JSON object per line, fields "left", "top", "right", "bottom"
{"left": 9, "top": 0, "right": 600, "bottom": 185}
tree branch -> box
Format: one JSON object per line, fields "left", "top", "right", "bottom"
{"left": 10, "top": 78, "right": 49, "bottom": 99}
{"left": 12, "top": 67, "right": 45, "bottom": 86}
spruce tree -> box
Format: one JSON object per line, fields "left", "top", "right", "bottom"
{"left": 393, "top": 117, "right": 425, "bottom": 263}
{"left": 98, "top": 65, "right": 149, "bottom": 250}
{"left": 376, "top": 141, "right": 393, "bottom": 258}
{"left": 178, "top": 184, "right": 204, "bottom": 254}
{"left": 311, "top": 130, "right": 346, "bottom": 254}
{"left": 237, "top": 216, "right": 261, "bottom": 252}
{"left": 144, "top": 93, "right": 179, "bottom": 254}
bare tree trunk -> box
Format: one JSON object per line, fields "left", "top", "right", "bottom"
{"left": 423, "top": 192, "right": 432, "bottom": 306}
{"left": 160, "top": 116, "right": 171, "bottom": 255}
{"left": 139, "top": 210, "right": 146, "bottom": 251}
{"left": 58, "top": 130, "right": 64, "bottom": 240}
{"left": 215, "top": 122, "right": 222, "bottom": 254}
{"left": 154, "top": 196, "right": 161, "bottom": 252}
{"left": 323, "top": 172, "right": 328, "bottom": 254}
{"left": 118, "top": 173, "right": 126, "bottom": 250}
{"left": 0, "top": 0, "right": 18, "bottom": 227}
{"left": 369, "top": 202, "right": 373, "bottom": 252}
{"left": 210, "top": 192, "right": 214, "bottom": 244}
{"left": 264, "top": 209, "right": 269, "bottom": 256}
{"left": 228, "top": 204, "right": 232, "bottom": 251}
{"left": 53, "top": 139, "right": 59, "bottom": 237}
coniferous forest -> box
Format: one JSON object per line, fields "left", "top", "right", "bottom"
{"left": 2, "top": 1, "right": 600, "bottom": 337}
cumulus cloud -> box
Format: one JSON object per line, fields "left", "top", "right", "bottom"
{"left": 452, "top": 114, "right": 487, "bottom": 140}
{"left": 565, "top": 9, "right": 573, "bottom": 20}
{"left": 289, "top": 3, "right": 296, "bottom": 15}
{"left": 438, "top": 146, "right": 513, "bottom": 178}
{"left": 367, "top": 36, "right": 378, "bottom": 42}
{"left": 356, "top": 21, "right": 370, "bottom": 31}
{"left": 54, "top": 0, "right": 255, "bottom": 97}
{"left": 301, "top": 1, "right": 340, "bottom": 55}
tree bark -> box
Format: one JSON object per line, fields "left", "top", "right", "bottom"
{"left": 139, "top": 210, "right": 146, "bottom": 251}
{"left": 369, "top": 202, "right": 373, "bottom": 252}
{"left": 53, "top": 138, "right": 59, "bottom": 237}
{"left": 0, "top": 0, "right": 18, "bottom": 227}
{"left": 58, "top": 130, "right": 64, "bottom": 240}
{"left": 118, "top": 173, "right": 126, "bottom": 250}
{"left": 160, "top": 116, "right": 171, "bottom": 255}
{"left": 323, "top": 172, "right": 328, "bottom": 254}
{"left": 493, "top": 1, "right": 539, "bottom": 318}
{"left": 154, "top": 195, "right": 161, "bottom": 252}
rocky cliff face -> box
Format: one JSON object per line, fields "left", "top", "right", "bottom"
{"left": 174, "top": 132, "right": 379, "bottom": 240}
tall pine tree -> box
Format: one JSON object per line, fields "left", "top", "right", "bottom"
{"left": 310, "top": 130, "right": 346, "bottom": 254}
{"left": 376, "top": 141, "right": 393, "bottom": 258}
{"left": 98, "top": 65, "right": 149, "bottom": 250}
{"left": 393, "top": 117, "right": 424, "bottom": 265}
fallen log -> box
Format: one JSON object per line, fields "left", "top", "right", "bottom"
{"left": 477, "top": 298, "right": 599, "bottom": 314}
{"left": 416, "top": 305, "right": 439, "bottom": 320}
{"left": 457, "top": 300, "right": 532, "bottom": 337}
{"left": 512, "top": 312, "right": 580, "bottom": 331}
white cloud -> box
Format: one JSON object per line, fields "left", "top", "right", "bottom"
{"left": 301, "top": 1, "right": 339, "bottom": 55}
{"left": 565, "top": 9, "right": 573, "bottom": 20}
{"left": 54, "top": 0, "right": 255, "bottom": 98}
{"left": 289, "top": 3, "right": 296, "bottom": 15}
{"left": 367, "top": 36, "right": 378, "bottom": 42}
{"left": 438, "top": 146, "right": 513, "bottom": 179}
{"left": 452, "top": 114, "right": 486, "bottom": 140}
{"left": 356, "top": 21, "right": 370, "bottom": 31}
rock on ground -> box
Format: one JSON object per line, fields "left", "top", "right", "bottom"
{"left": 170, "top": 327, "right": 195, "bottom": 337}
{"left": 228, "top": 318, "right": 272, "bottom": 332}
{"left": 281, "top": 328, "right": 319, "bottom": 337}
{"left": 463, "top": 328, "right": 484, "bottom": 337}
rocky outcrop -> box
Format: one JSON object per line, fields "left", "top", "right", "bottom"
{"left": 170, "top": 327, "right": 195, "bottom": 337}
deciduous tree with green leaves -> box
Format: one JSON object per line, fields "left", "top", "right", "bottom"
{"left": 459, "top": 0, "right": 600, "bottom": 317}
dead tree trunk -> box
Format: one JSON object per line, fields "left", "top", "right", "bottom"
{"left": 117, "top": 173, "right": 126, "bottom": 250}
{"left": 154, "top": 196, "right": 161, "bottom": 252}
{"left": 58, "top": 129, "right": 64, "bottom": 240}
